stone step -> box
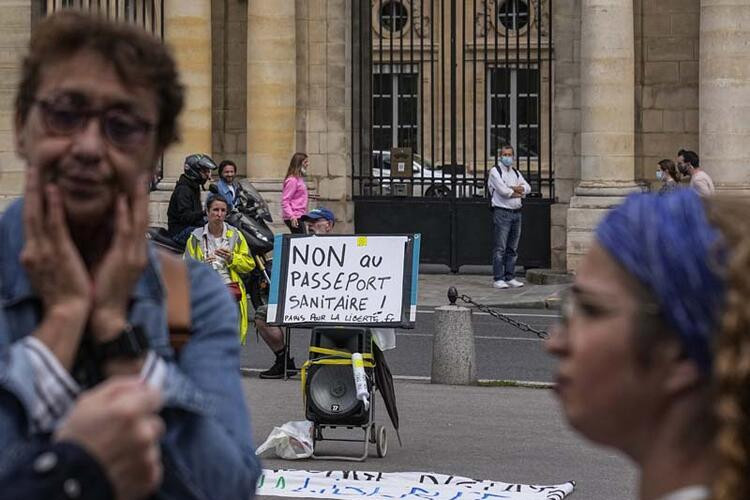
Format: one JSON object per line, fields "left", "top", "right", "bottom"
{"left": 525, "top": 268, "right": 574, "bottom": 285}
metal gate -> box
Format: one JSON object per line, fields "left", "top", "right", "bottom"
{"left": 352, "top": 0, "right": 554, "bottom": 272}
{"left": 44, "top": 0, "right": 164, "bottom": 36}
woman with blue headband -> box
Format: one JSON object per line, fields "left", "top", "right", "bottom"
{"left": 546, "top": 188, "right": 749, "bottom": 500}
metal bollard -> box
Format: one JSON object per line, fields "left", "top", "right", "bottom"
{"left": 431, "top": 304, "right": 477, "bottom": 385}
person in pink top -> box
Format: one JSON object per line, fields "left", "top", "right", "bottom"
{"left": 281, "top": 152, "right": 309, "bottom": 233}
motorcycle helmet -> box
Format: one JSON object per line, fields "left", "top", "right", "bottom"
{"left": 184, "top": 154, "right": 218, "bottom": 184}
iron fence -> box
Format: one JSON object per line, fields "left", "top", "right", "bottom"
{"left": 44, "top": 0, "right": 164, "bottom": 37}
{"left": 352, "top": 0, "right": 554, "bottom": 200}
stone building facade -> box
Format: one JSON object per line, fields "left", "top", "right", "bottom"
{"left": 559, "top": 0, "right": 750, "bottom": 271}
{"left": 0, "top": 1, "right": 748, "bottom": 271}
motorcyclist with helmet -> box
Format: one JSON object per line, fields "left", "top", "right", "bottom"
{"left": 167, "top": 154, "right": 218, "bottom": 247}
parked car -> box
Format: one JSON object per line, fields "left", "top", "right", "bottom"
{"left": 366, "top": 151, "right": 485, "bottom": 198}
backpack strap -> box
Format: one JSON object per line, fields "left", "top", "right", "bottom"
{"left": 158, "top": 250, "right": 192, "bottom": 354}
{"left": 488, "top": 165, "right": 498, "bottom": 198}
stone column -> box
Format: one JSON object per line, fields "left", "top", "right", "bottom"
{"left": 163, "top": 0, "right": 212, "bottom": 181}
{"left": 0, "top": 1, "right": 32, "bottom": 210}
{"left": 247, "top": 0, "right": 296, "bottom": 179}
{"left": 566, "top": 0, "right": 642, "bottom": 271}
{"left": 699, "top": 0, "right": 750, "bottom": 195}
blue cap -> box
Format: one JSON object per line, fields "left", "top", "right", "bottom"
{"left": 301, "top": 207, "right": 335, "bottom": 223}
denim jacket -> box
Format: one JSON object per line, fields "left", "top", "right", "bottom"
{"left": 216, "top": 179, "right": 237, "bottom": 210}
{"left": 0, "top": 199, "right": 260, "bottom": 500}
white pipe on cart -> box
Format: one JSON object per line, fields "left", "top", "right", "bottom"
{"left": 351, "top": 352, "right": 370, "bottom": 409}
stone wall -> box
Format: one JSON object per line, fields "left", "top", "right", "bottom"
{"left": 550, "top": 0, "right": 581, "bottom": 271}
{"left": 0, "top": 2, "right": 31, "bottom": 210}
{"left": 700, "top": 0, "right": 750, "bottom": 194}
{"left": 163, "top": 0, "right": 213, "bottom": 180}
{"left": 296, "top": 0, "right": 352, "bottom": 232}
{"left": 555, "top": 0, "right": 700, "bottom": 272}
{"left": 636, "top": 0, "right": 699, "bottom": 184}
{"left": 212, "top": 0, "right": 247, "bottom": 175}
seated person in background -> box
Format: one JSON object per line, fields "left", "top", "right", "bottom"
{"left": 546, "top": 189, "right": 750, "bottom": 500}
{"left": 185, "top": 195, "right": 255, "bottom": 343}
{"left": 217, "top": 159, "right": 239, "bottom": 210}
{"left": 167, "top": 153, "right": 217, "bottom": 247}
{"left": 301, "top": 207, "right": 335, "bottom": 234}
{"left": 256, "top": 207, "right": 336, "bottom": 379}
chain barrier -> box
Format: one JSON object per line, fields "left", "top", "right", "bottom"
{"left": 447, "top": 287, "right": 550, "bottom": 340}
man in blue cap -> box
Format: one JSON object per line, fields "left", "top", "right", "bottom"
{"left": 256, "top": 207, "right": 336, "bottom": 378}
{"left": 301, "top": 206, "right": 335, "bottom": 234}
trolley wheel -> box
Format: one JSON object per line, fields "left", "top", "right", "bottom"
{"left": 375, "top": 425, "right": 387, "bottom": 458}
{"left": 369, "top": 425, "right": 377, "bottom": 444}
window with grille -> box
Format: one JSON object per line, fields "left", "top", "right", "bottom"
{"left": 379, "top": 1, "right": 409, "bottom": 33}
{"left": 487, "top": 66, "right": 539, "bottom": 160}
{"left": 373, "top": 65, "right": 419, "bottom": 154}
{"left": 497, "top": 0, "right": 530, "bottom": 31}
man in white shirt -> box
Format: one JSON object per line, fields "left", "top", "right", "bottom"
{"left": 487, "top": 145, "right": 532, "bottom": 289}
{"left": 682, "top": 150, "right": 715, "bottom": 197}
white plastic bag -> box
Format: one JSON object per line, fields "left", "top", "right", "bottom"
{"left": 256, "top": 420, "right": 314, "bottom": 460}
{"left": 372, "top": 328, "right": 396, "bottom": 351}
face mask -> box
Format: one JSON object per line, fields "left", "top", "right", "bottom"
{"left": 656, "top": 170, "right": 664, "bottom": 181}
{"left": 500, "top": 156, "right": 513, "bottom": 167}
{"left": 301, "top": 167, "right": 307, "bottom": 176}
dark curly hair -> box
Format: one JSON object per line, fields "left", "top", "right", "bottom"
{"left": 15, "top": 10, "right": 184, "bottom": 149}
{"left": 705, "top": 197, "right": 750, "bottom": 500}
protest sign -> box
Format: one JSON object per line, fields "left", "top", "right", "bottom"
{"left": 267, "top": 234, "right": 420, "bottom": 327}
{"left": 256, "top": 469, "right": 575, "bottom": 500}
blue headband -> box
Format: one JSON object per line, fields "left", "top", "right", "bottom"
{"left": 595, "top": 189, "right": 726, "bottom": 373}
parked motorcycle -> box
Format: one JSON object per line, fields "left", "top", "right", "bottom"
{"left": 146, "top": 179, "right": 276, "bottom": 309}
{"left": 146, "top": 226, "right": 186, "bottom": 253}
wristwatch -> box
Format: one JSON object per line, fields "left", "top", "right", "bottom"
{"left": 92, "top": 324, "right": 149, "bottom": 362}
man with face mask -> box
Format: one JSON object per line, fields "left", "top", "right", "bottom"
{"left": 487, "top": 145, "right": 532, "bottom": 289}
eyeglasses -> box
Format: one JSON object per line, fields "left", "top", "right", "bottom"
{"left": 32, "top": 97, "right": 155, "bottom": 149}
{"left": 558, "top": 289, "right": 660, "bottom": 326}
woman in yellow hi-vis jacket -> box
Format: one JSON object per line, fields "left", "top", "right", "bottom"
{"left": 184, "top": 194, "right": 255, "bottom": 343}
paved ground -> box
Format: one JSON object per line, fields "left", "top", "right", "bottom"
{"left": 417, "top": 274, "right": 566, "bottom": 309}
{"left": 244, "top": 271, "right": 568, "bottom": 381}
{"left": 243, "top": 273, "right": 635, "bottom": 500}
{"left": 242, "top": 307, "right": 558, "bottom": 382}
{"left": 244, "top": 378, "right": 637, "bottom": 500}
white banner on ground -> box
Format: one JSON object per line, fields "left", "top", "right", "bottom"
{"left": 257, "top": 469, "right": 575, "bottom": 500}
